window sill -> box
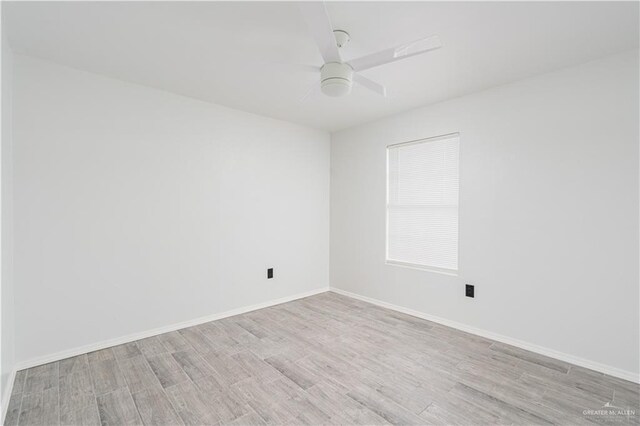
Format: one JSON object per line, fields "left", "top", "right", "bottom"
{"left": 385, "top": 260, "right": 458, "bottom": 277}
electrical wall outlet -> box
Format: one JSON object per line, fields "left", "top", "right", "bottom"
{"left": 465, "top": 284, "right": 474, "bottom": 298}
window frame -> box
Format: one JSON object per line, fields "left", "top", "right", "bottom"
{"left": 385, "top": 132, "right": 460, "bottom": 276}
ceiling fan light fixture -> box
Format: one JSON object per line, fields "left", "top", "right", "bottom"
{"left": 298, "top": 3, "right": 441, "bottom": 100}
{"left": 320, "top": 62, "right": 353, "bottom": 97}
{"left": 321, "top": 79, "right": 352, "bottom": 97}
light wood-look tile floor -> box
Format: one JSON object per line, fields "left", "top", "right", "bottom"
{"left": 5, "top": 292, "right": 639, "bottom": 425}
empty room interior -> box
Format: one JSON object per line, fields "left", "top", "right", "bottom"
{"left": 0, "top": 1, "right": 639, "bottom": 425}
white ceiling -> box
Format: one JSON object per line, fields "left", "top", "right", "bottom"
{"left": 4, "top": 1, "right": 639, "bottom": 132}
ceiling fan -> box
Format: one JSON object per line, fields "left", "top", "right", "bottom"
{"left": 298, "top": 2, "right": 442, "bottom": 98}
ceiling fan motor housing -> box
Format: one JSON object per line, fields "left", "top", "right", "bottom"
{"left": 320, "top": 62, "right": 354, "bottom": 97}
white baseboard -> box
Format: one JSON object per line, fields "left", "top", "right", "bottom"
{"left": 330, "top": 287, "right": 640, "bottom": 384}
{"left": 13, "top": 286, "right": 329, "bottom": 372}
{"left": 1, "top": 368, "right": 18, "bottom": 425}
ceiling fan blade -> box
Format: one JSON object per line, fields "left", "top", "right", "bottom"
{"left": 298, "top": 2, "right": 342, "bottom": 64}
{"left": 347, "top": 35, "right": 442, "bottom": 72}
{"left": 237, "top": 59, "right": 320, "bottom": 74}
{"left": 292, "top": 64, "right": 322, "bottom": 73}
{"left": 354, "top": 73, "right": 387, "bottom": 97}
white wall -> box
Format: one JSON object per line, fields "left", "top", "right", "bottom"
{"left": 12, "top": 55, "right": 330, "bottom": 364}
{"left": 330, "top": 50, "right": 639, "bottom": 378}
{"left": 1, "top": 24, "right": 15, "bottom": 410}
{"left": 7, "top": 45, "right": 639, "bottom": 385}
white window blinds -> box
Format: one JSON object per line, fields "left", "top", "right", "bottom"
{"left": 386, "top": 134, "right": 459, "bottom": 273}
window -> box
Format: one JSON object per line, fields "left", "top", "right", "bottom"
{"left": 386, "top": 133, "right": 459, "bottom": 274}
